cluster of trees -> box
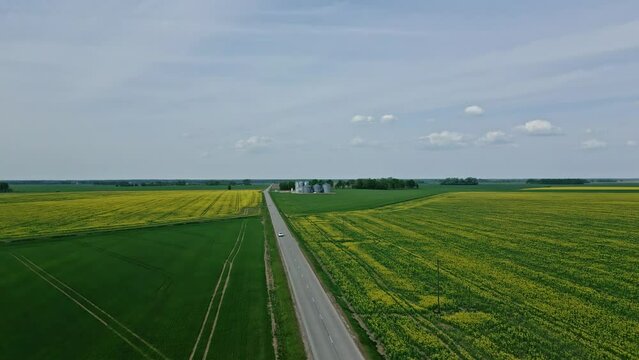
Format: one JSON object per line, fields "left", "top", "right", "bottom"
{"left": 440, "top": 177, "right": 479, "bottom": 185}
{"left": 526, "top": 178, "right": 589, "bottom": 185}
{"left": 0, "top": 182, "right": 12, "bottom": 193}
{"left": 115, "top": 179, "right": 253, "bottom": 187}
{"left": 205, "top": 179, "right": 251, "bottom": 186}
{"left": 279, "top": 181, "right": 296, "bottom": 191}
{"left": 115, "top": 180, "right": 188, "bottom": 187}
{"left": 335, "top": 178, "right": 418, "bottom": 190}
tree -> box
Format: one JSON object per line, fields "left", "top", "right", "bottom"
{"left": 440, "top": 177, "right": 479, "bottom": 185}
{"left": 227, "top": 185, "right": 232, "bottom": 190}
{"left": 526, "top": 178, "right": 589, "bottom": 185}
{"left": 279, "top": 181, "right": 295, "bottom": 191}
{"left": 0, "top": 182, "right": 11, "bottom": 193}
{"left": 242, "top": 179, "right": 251, "bottom": 186}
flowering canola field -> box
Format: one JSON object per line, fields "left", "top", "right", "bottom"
{"left": 0, "top": 190, "right": 261, "bottom": 240}
{"left": 288, "top": 192, "right": 639, "bottom": 359}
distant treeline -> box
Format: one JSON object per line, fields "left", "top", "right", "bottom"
{"left": 440, "top": 177, "right": 479, "bottom": 185}
{"left": 336, "top": 178, "right": 418, "bottom": 190}
{"left": 279, "top": 181, "right": 295, "bottom": 191}
{"left": 0, "top": 182, "right": 12, "bottom": 193}
{"left": 6, "top": 179, "right": 256, "bottom": 187}
{"left": 526, "top": 179, "right": 589, "bottom": 185}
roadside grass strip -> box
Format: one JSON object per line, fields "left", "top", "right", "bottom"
{"left": 189, "top": 220, "right": 248, "bottom": 360}
{"left": 10, "top": 253, "right": 169, "bottom": 360}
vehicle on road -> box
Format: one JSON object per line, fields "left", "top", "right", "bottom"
{"left": 277, "top": 232, "right": 285, "bottom": 237}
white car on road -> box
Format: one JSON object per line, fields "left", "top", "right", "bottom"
{"left": 277, "top": 232, "right": 285, "bottom": 237}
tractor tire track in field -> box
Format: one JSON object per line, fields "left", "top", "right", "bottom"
{"left": 10, "top": 253, "right": 169, "bottom": 360}
{"left": 304, "top": 217, "right": 473, "bottom": 359}
{"left": 356, "top": 214, "right": 632, "bottom": 358}
{"left": 188, "top": 220, "right": 247, "bottom": 360}
{"left": 201, "top": 221, "right": 247, "bottom": 360}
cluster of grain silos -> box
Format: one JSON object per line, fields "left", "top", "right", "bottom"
{"left": 293, "top": 181, "right": 332, "bottom": 194}
{"left": 294, "top": 181, "right": 312, "bottom": 193}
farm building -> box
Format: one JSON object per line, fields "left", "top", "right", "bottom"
{"left": 293, "top": 181, "right": 332, "bottom": 194}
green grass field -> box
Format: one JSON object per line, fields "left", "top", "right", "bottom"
{"left": 0, "top": 218, "right": 274, "bottom": 360}
{"left": 271, "top": 184, "right": 528, "bottom": 215}
{"left": 280, "top": 190, "right": 639, "bottom": 359}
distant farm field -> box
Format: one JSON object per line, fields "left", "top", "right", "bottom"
{"left": 9, "top": 184, "right": 266, "bottom": 193}
{"left": 525, "top": 186, "right": 639, "bottom": 191}
{"left": 271, "top": 184, "right": 528, "bottom": 215}
{"left": 0, "top": 218, "right": 274, "bottom": 359}
{"left": 0, "top": 190, "right": 261, "bottom": 240}
{"left": 285, "top": 192, "right": 639, "bottom": 359}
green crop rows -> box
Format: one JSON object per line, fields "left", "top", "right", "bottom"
{"left": 0, "top": 218, "right": 274, "bottom": 359}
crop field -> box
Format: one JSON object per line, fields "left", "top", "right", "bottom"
{"left": 9, "top": 184, "right": 266, "bottom": 193}
{"left": 271, "top": 184, "right": 527, "bottom": 215}
{"left": 525, "top": 186, "right": 639, "bottom": 191}
{"left": 0, "top": 190, "right": 261, "bottom": 241}
{"left": 0, "top": 218, "right": 274, "bottom": 359}
{"left": 285, "top": 191, "right": 639, "bottom": 359}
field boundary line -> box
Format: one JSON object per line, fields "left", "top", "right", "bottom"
{"left": 17, "top": 254, "right": 169, "bottom": 360}
{"left": 201, "top": 221, "right": 247, "bottom": 360}
{"left": 188, "top": 220, "right": 246, "bottom": 360}
{"left": 10, "top": 253, "right": 153, "bottom": 360}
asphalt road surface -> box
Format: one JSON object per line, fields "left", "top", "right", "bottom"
{"left": 264, "top": 188, "right": 366, "bottom": 360}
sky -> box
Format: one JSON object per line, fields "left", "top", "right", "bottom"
{"left": 1, "top": 0, "right": 638, "bottom": 179}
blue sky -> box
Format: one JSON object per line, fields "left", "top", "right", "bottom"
{"left": 1, "top": 0, "right": 638, "bottom": 179}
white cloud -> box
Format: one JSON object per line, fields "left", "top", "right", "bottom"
{"left": 350, "top": 136, "right": 365, "bottom": 146}
{"left": 351, "top": 114, "right": 374, "bottom": 123}
{"left": 581, "top": 139, "right": 607, "bottom": 150}
{"left": 380, "top": 114, "right": 398, "bottom": 123}
{"left": 235, "top": 136, "right": 273, "bottom": 151}
{"left": 517, "top": 119, "right": 562, "bottom": 136}
{"left": 464, "top": 105, "right": 484, "bottom": 116}
{"left": 627, "top": 140, "right": 637, "bottom": 147}
{"left": 349, "top": 136, "right": 380, "bottom": 147}
{"left": 419, "top": 131, "right": 469, "bottom": 149}
{"left": 476, "top": 130, "right": 513, "bottom": 145}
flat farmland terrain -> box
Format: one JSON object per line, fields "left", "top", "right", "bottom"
{"left": 271, "top": 184, "right": 528, "bottom": 215}
{"left": 0, "top": 218, "right": 274, "bottom": 359}
{"left": 285, "top": 192, "right": 639, "bottom": 359}
{"left": 0, "top": 190, "right": 261, "bottom": 241}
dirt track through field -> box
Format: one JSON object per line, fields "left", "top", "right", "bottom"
{"left": 11, "top": 253, "right": 169, "bottom": 360}
{"left": 201, "top": 221, "right": 247, "bottom": 360}
{"left": 188, "top": 220, "right": 247, "bottom": 360}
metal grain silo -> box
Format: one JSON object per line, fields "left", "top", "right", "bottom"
{"left": 322, "top": 183, "right": 332, "bottom": 193}
{"left": 313, "top": 184, "right": 322, "bottom": 193}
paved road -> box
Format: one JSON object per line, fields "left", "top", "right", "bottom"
{"left": 264, "top": 188, "right": 365, "bottom": 360}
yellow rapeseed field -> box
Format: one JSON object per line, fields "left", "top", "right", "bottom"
{"left": 289, "top": 192, "right": 639, "bottom": 359}
{"left": 0, "top": 190, "right": 261, "bottom": 240}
